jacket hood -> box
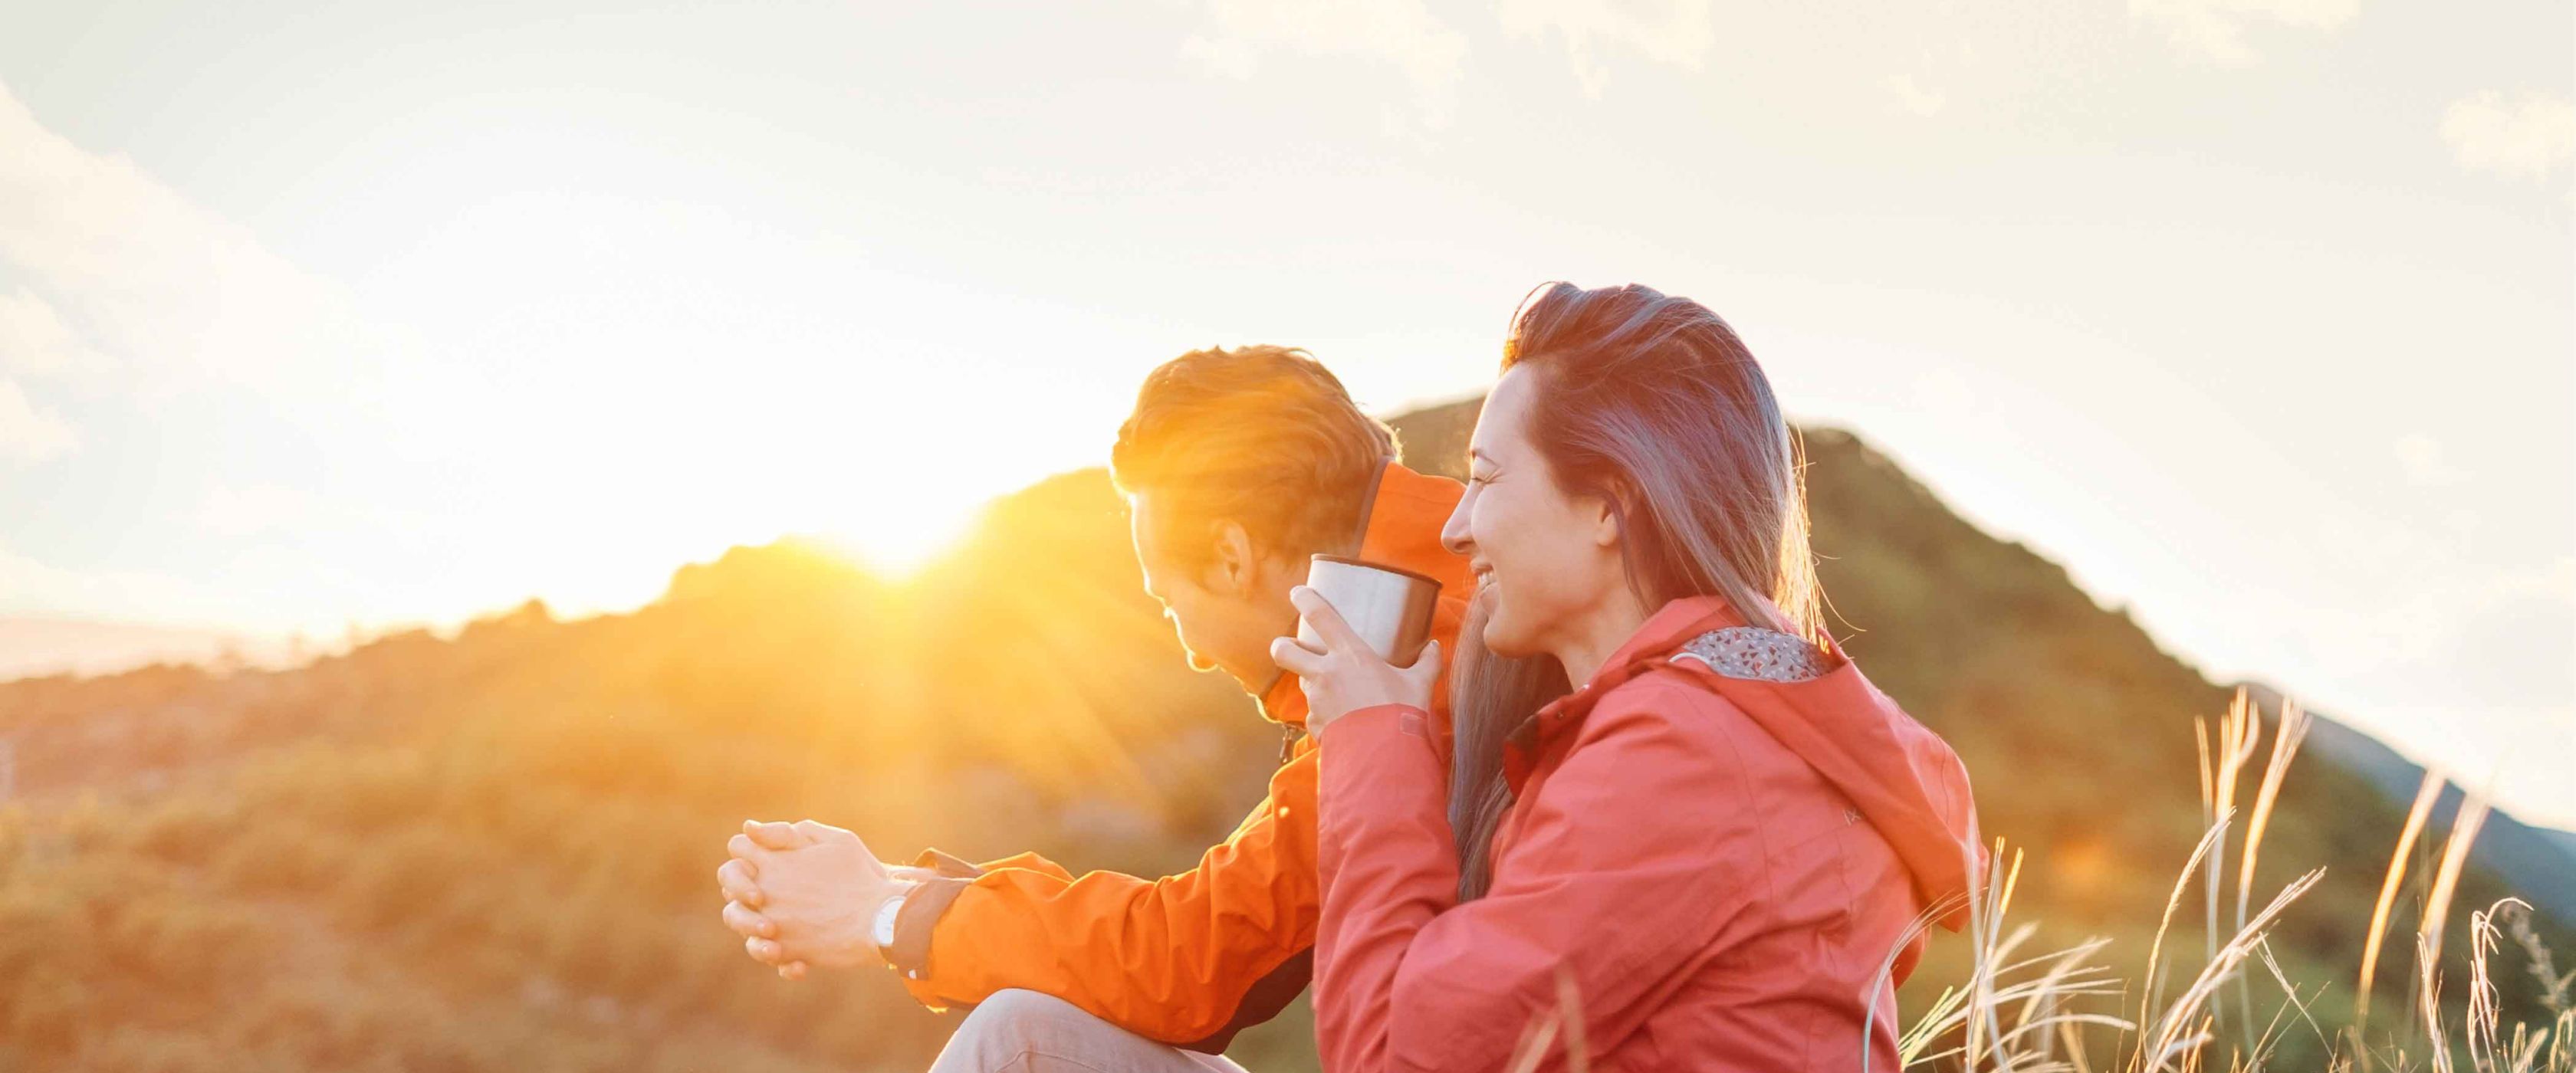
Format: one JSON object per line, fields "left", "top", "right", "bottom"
{"left": 1521, "top": 594, "right": 1986, "bottom": 930}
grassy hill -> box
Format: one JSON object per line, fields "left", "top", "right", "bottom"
{"left": 0, "top": 403, "right": 2564, "bottom": 1071}
{"left": 0, "top": 617, "right": 293, "bottom": 681}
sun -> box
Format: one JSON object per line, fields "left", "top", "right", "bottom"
{"left": 820, "top": 507, "right": 981, "bottom": 576}
{"left": 810, "top": 474, "right": 995, "bottom": 577}
{"left": 787, "top": 381, "right": 1113, "bottom": 580}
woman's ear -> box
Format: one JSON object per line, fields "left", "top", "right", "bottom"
{"left": 1590, "top": 486, "right": 1631, "bottom": 549}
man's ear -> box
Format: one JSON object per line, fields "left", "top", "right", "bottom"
{"left": 1208, "top": 520, "right": 1258, "bottom": 596}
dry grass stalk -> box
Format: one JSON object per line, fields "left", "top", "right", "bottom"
{"left": 2234, "top": 699, "right": 2311, "bottom": 1046}
{"left": 1500, "top": 964, "right": 1593, "bottom": 1073}
{"left": 2361, "top": 769, "right": 2448, "bottom": 1042}
{"left": 2500, "top": 901, "right": 2574, "bottom": 1017}
{"left": 2199, "top": 694, "right": 2264, "bottom": 983}
{"left": 2423, "top": 797, "right": 2492, "bottom": 963}
{"left": 2142, "top": 868, "right": 2328, "bottom": 1071}
{"left": 2143, "top": 810, "right": 2238, "bottom": 1057}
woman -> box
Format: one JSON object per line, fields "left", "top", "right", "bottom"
{"left": 1271, "top": 283, "right": 1983, "bottom": 1071}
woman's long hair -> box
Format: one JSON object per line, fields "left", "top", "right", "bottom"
{"left": 1449, "top": 282, "right": 1826, "bottom": 900}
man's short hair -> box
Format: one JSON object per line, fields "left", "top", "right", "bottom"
{"left": 1110, "top": 346, "right": 1398, "bottom": 569}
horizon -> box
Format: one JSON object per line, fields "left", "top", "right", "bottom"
{"left": 8, "top": 414, "right": 2574, "bottom": 835}
{"left": 2, "top": 2, "right": 2569, "bottom": 830}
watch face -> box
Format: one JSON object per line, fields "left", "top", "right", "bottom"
{"left": 873, "top": 886, "right": 914, "bottom": 952}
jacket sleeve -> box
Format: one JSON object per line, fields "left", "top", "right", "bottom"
{"left": 969, "top": 851, "right": 1076, "bottom": 881}
{"left": 1313, "top": 689, "right": 1760, "bottom": 1073}
{"left": 893, "top": 744, "right": 1322, "bottom": 1045}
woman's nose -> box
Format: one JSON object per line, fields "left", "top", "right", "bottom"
{"left": 1439, "top": 497, "right": 1473, "bottom": 556}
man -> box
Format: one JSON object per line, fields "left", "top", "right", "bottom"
{"left": 716, "top": 346, "right": 1471, "bottom": 1071}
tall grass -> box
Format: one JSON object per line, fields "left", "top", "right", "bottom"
{"left": 1911, "top": 687, "right": 2568, "bottom": 1073}
{"left": 1509, "top": 687, "right": 2571, "bottom": 1072}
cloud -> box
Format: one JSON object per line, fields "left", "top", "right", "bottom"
{"left": 1884, "top": 74, "right": 1947, "bottom": 118}
{"left": 2441, "top": 557, "right": 2576, "bottom": 710}
{"left": 188, "top": 481, "right": 432, "bottom": 544}
{"left": 2393, "top": 432, "right": 2469, "bottom": 487}
{"left": 0, "top": 537, "right": 231, "bottom": 623}
{"left": 195, "top": 483, "right": 335, "bottom": 540}
{"left": 0, "top": 377, "right": 73, "bottom": 463}
{"left": 1178, "top": 34, "right": 1261, "bottom": 81}
{"left": 2128, "top": 0, "right": 2355, "bottom": 64}
{"left": 0, "top": 284, "right": 100, "bottom": 464}
{"left": 0, "top": 286, "right": 110, "bottom": 379}
{"left": 0, "top": 80, "right": 365, "bottom": 401}
{"left": 1176, "top": 0, "right": 1470, "bottom": 128}
{"left": 1497, "top": 0, "right": 1714, "bottom": 97}
{"left": 2442, "top": 91, "right": 2576, "bottom": 182}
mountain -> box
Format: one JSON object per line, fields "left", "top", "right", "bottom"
{"left": 0, "top": 404, "right": 2564, "bottom": 1073}
{"left": 2264, "top": 684, "right": 2576, "bottom": 924}
{"left": 0, "top": 615, "right": 292, "bottom": 680}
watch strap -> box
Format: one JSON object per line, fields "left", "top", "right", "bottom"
{"left": 883, "top": 876, "right": 973, "bottom": 979}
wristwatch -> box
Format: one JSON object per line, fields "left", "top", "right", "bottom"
{"left": 871, "top": 881, "right": 920, "bottom": 961}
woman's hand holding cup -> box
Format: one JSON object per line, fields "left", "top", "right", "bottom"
{"left": 1270, "top": 585, "right": 1441, "bottom": 734}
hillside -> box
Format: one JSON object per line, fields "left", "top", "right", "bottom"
{"left": 2270, "top": 686, "right": 2576, "bottom": 924}
{"left": 0, "top": 617, "right": 292, "bottom": 681}
{"left": 0, "top": 404, "right": 2565, "bottom": 1071}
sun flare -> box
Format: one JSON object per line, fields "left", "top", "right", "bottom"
{"left": 820, "top": 507, "right": 981, "bottom": 576}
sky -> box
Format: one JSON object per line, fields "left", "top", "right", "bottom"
{"left": 0, "top": 1, "right": 2569, "bottom": 824}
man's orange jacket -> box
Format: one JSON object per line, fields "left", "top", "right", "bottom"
{"left": 880, "top": 461, "right": 1471, "bottom": 1053}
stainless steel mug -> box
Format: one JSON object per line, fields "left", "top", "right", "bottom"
{"left": 1296, "top": 554, "right": 1442, "bottom": 665}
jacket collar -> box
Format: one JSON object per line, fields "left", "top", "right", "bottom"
{"left": 1505, "top": 593, "right": 1839, "bottom": 779}
{"left": 1257, "top": 668, "right": 1307, "bottom": 726}
{"left": 1538, "top": 595, "right": 1753, "bottom": 719}
{"left": 1257, "top": 459, "right": 1471, "bottom": 728}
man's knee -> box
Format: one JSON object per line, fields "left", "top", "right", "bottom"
{"left": 934, "top": 989, "right": 1093, "bottom": 1068}
{"left": 929, "top": 990, "right": 1243, "bottom": 1073}
{"left": 962, "top": 989, "right": 1082, "bottom": 1038}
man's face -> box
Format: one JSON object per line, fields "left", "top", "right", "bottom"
{"left": 1128, "top": 491, "right": 1299, "bottom": 693}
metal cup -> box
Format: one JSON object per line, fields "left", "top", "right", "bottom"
{"left": 1296, "top": 554, "right": 1442, "bottom": 665}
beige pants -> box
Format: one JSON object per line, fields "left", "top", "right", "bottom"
{"left": 925, "top": 989, "right": 1254, "bottom": 1073}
